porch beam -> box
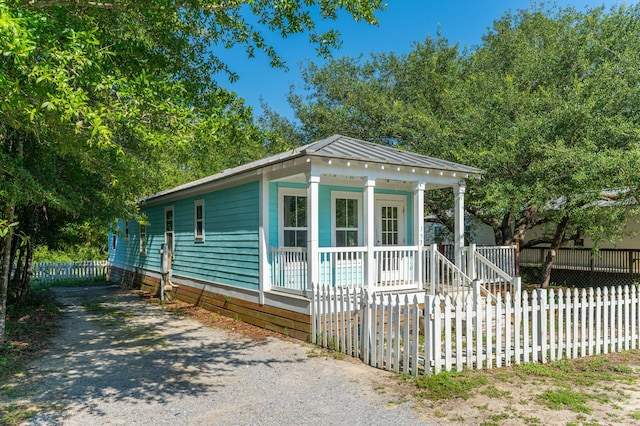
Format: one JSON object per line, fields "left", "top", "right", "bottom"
{"left": 311, "top": 162, "right": 464, "bottom": 187}
{"left": 363, "top": 177, "right": 376, "bottom": 292}
{"left": 454, "top": 182, "right": 466, "bottom": 270}
{"left": 413, "top": 182, "right": 425, "bottom": 286}
{"left": 307, "top": 173, "right": 320, "bottom": 292}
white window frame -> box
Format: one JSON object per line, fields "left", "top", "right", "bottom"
{"left": 331, "top": 191, "right": 363, "bottom": 247}
{"left": 278, "top": 187, "right": 308, "bottom": 248}
{"left": 165, "top": 205, "right": 175, "bottom": 256}
{"left": 139, "top": 223, "right": 147, "bottom": 255}
{"left": 194, "top": 199, "right": 205, "bottom": 242}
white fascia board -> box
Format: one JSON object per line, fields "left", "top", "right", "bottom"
{"left": 310, "top": 158, "right": 464, "bottom": 188}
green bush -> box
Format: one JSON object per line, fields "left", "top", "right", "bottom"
{"left": 33, "top": 244, "right": 106, "bottom": 263}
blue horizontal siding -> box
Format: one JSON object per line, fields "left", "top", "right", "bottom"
{"left": 115, "top": 181, "right": 260, "bottom": 291}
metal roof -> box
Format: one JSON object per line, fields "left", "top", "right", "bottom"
{"left": 143, "top": 134, "right": 483, "bottom": 202}
{"left": 306, "top": 135, "right": 483, "bottom": 174}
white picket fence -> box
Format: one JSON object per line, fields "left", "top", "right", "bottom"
{"left": 31, "top": 260, "right": 109, "bottom": 284}
{"left": 312, "top": 284, "right": 640, "bottom": 376}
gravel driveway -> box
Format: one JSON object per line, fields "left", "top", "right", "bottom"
{"left": 18, "top": 284, "right": 432, "bottom": 425}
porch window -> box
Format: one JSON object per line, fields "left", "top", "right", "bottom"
{"left": 335, "top": 198, "right": 359, "bottom": 247}
{"left": 331, "top": 191, "right": 362, "bottom": 247}
{"left": 194, "top": 199, "right": 204, "bottom": 242}
{"left": 283, "top": 194, "right": 307, "bottom": 247}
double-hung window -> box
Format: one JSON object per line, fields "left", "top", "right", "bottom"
{"left": 194, "top": 199, "right": 205, "bottom": 242}
{"left": 281, "top": 189, "right": 307, "bottom": 247}
{"left": 332, "top": 192, "right": 361, "bottom": 247}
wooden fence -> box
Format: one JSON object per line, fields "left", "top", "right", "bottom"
{"left": 31, "top": 260, "right": 109, "bottom": 284}
{"left": 312, "top": 283, "right": 640, "bottom": 376}
{"left": 520, "top": 247, "right": 640, "bottom": 286}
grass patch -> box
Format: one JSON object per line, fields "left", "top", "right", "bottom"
{"left": 480, "top": 384, "right": 511, "bottom": 399}
{"left": 0, "top": 403, "right": 66, "bottom": 426}
{"left": 0, "top": 287, "right": 64, "bottom": 423}
{"left": 0, "top": 289, "right": 60, "bottom": 393}
{"left": 516, "top": 363, "right": 557, "bottom": 377}
{"left": 0, "top": 403, "right": 39, "bottom": 425}
{"left": 537, "top": 389, "right": 594, "bottom": 413}
{"left": 415, "top": 371, "right": 488, "bottom": 400}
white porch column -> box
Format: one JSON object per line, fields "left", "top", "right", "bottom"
{"left": 363, "top": 178, "right": 376, "bottom": 292}
{"left": 454, "top": 182, "right": 466, "bottom": 270}
{"left": 307, "top": 173, "right": 320, "bottom": 291}
{"left": 413, "top": 182, "right": 425, "bottom": 285}
{"left": 258, "top": 172, "right": 270, "bottom": 304}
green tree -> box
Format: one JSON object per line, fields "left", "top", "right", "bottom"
{"left": 269, "top": 4, "right": 640, "bottom": 287}
{"left": 462, "top": 5, "right": 640, "bottom": 286}
{"left": 0, "top": 1, "right": 385, "bottom": 345}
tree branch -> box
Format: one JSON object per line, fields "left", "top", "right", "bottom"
{"left": 23, "top": 0, "right": 239, "bottom": 11}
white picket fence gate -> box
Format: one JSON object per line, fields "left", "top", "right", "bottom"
{"left": 31, "top": 260, "right": 109, "bottom": 284}
{"left": 311, "top": 284, "right": 640, "bottom": 376}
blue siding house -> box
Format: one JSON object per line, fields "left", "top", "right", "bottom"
{"left": 109, "top": 135, "right": 494, "bottom": 339}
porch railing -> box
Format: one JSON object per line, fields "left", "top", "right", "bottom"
{"left": 475, "top": 245, "right": 517, "bottom": 277}
{"left": 270, "top": 247, "right": 308, "bottom": 291}
{"left": 318, "top": 247, "right": 366, "bottom": 288}
{"left": 269, "top": 244, "right": 517, "bottom": 297}
{"left": 460, "top": 244, "right": 521, "bottom": 301}
{"left": 424, "top": 245, "right": 474, "bottom": 301}
{"left": 373, "top": 246, "right": 419, "bottom": 291}
{"left": 270, "top": 246, "right": 420, "bottom": 292}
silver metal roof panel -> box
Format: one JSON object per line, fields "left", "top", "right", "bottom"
{"left": 143, "top": 134, "right": 483, "bottom": 202}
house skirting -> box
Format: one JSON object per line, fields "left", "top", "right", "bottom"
{"left": 108, "top": 264, "right": 312, "bottom": 341}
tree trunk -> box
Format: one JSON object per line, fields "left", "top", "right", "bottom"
{"left": 514, "top": 206, "right": 540, "bottom": 246}
{"left": 540, "top": 215, "right": 570, "bottom": 289}
{"left": 17, "top": 241, "right": 33, "bottom": 305}
{"left": 494, "top": 213, "right": 512, "bottom": 245}
{"left": 0, "top": 205, "right": 16, "bottom": 347}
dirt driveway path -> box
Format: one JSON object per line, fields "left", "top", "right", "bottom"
{"left": 17, "top": 284, "right": 431, "bottom": 425}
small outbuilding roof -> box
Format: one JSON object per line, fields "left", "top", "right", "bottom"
{"left": 144, "top": 134, "right": 483, "bottom": 202}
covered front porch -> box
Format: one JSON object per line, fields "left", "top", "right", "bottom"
{"left": 269, "top": 244, "right": 518, "bottom": 297}
{"left": 256, "top": 135, "right": 517, "bottom": 300}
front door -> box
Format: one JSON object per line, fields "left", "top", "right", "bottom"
{"left": 375, "top": 196, "right": 407, "bottom": 282}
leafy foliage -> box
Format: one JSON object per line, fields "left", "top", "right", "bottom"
{"left": 265, "top": 4, "right": 640, "bottom": 285}
{"left": 0, "top": 0, "right": 385, "bottom": 343}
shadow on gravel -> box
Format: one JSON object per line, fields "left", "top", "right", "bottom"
{"left": 26, "top": 285, "right": 306, "bottom": 419}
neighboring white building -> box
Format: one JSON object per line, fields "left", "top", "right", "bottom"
{"left": 424, "top": 213, "right": 495, "bottom": 246}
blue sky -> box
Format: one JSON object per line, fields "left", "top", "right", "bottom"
{"left": 215, "top": 1, "right": 627, "bottom": 120}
